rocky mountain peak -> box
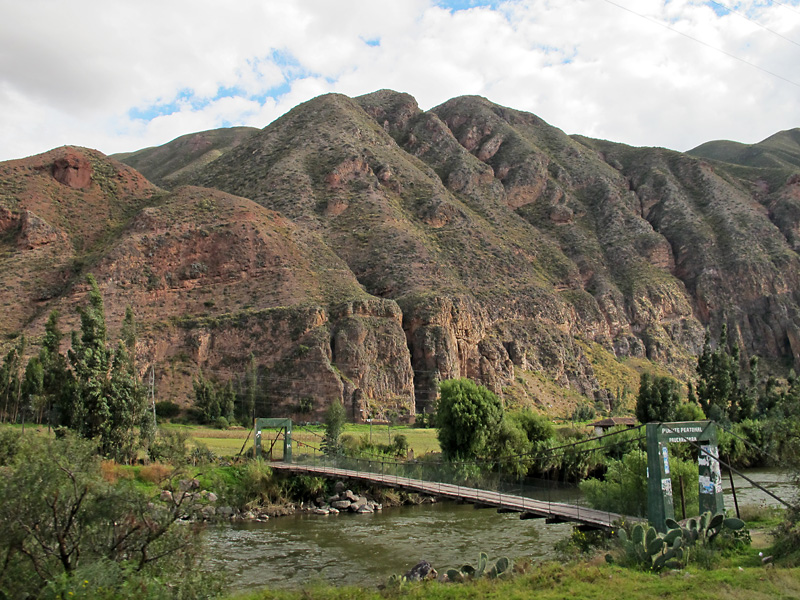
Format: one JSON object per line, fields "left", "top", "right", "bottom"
{"left": 3, "top": 92, "right": 800, "bottom": 421}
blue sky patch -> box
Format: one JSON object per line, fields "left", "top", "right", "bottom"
{"left": 435, "top": 0, "right": 505, "bottom": 11}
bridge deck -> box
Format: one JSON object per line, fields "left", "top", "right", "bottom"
{"left": 270, "top": 462, "right": 633, "bottom": 529}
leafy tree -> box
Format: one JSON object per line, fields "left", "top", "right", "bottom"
{"left": 489, "top": 416, "right": 532, "bottom": 478}
{"left": 674, "top": 400, "right": 706, "bottom": 421}
{"left": 193, "top": 370, "right": 220, "bottom": 423}
{"left": 62, "top": 275, "right": 149, "bottom": 461}
{"left": 580, "top": 449, "right": 699, "bottom": 518}
{"left": 509, "top": 408, "right": 554, "bottom": 446}
{"left": 635, "top": 373, "right": 680, "bottom": 423}
{"left": 436, "top": 378, "right": 503, "bottom": 460}
{"left": 66, "top": 275, "right": 112, "bottom": 437}
{"left": 120, "top": 306, "right": 137, "bottom": 355}
{"left": 571, "top": 404, "right": 596, "bottom": 422}
{"left": 105, "top": 342, "right": 150, "bottom": 462}
{"left": 322, "top": 400, "right": 346, "bottom": 456}
{"left": 39, "top": 310, "right": 72, "bottom": 428}
{"left": 694, "top": 325, "right": 753, "bottom": 422}
{"left": 0, "top": 434, "right": 219, "bottom": 598}
{"left": 221, "top": 380, "right": 236, "bottom": 424}
{"left": 20, "top": 355, "right": 43, "bottom": 425}
{"left": 0, "top": 336, "right": 25, "bottom": 423}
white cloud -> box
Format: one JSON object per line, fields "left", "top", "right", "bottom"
{"left": 0, "top": 0, "right": 799, "bottom": 161}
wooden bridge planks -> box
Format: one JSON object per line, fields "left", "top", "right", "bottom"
{"left": 270, "top": 462, "right": 632, "bottom": 530}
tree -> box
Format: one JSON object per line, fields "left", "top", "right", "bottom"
{"left": 694, "top": 325, "right": 753, "bottom": 422}
{"left": 0, "top": 336, "right": 25, "bottom": 423}
{"left": 436, "top": 378, "right": 503, "bottom": 460}
{"left": 39, "top": 310, "right": 72, "bottom": 428}
{"left": 322, "top": 400, "right": 346, "bottom": 456}
{"left": 20, "top": 355, "right": 43, "bottom": 426}
{"left": 67, "top": 275, "right": 112, "bottom": 437}
{"left": 193, "top": 370, "right": 220, "bottom": 423}
{"left": 63, "top": 275, "right": 149, "bottom": 461}
{"left": 635, "top": 373, "right": 680, "bottom": 423}
{"left": 0, "top": 434, "right": 218, "bottom": 598}
{"left": 580, "top": 449, "right": 699, "bottom": 518}
{"left": 221, "top": 380, "right": 236, "bottom": 424}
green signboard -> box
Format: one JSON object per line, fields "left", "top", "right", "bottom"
{"left": 254, "top": 418, "right": 293, "bottom": 463}
{"left": 646, "top": 421, "right": 724, "bottom": 531}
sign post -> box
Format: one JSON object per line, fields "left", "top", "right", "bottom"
{"left": 646, "top": 421, "right": 723, "bottom": 531}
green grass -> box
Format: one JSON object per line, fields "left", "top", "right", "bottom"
{"left": 227, "top": 562, "right": 800, "bottom": 600}
{"left": 160, "top": 422, "right": 441, "bottom": 458}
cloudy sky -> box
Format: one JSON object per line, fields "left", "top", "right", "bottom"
{"left": 1, "top": 0, "right": 798, "bottom": 161}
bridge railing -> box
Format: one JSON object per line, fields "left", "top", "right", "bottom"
{"left": 290, "top": 451, "right": 595, "bottom": 514}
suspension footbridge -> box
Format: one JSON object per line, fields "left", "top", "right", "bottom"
{"left": 256, "top": 418, "right": 792, "bottom": 531}
{"left": 270, "top": 460, "right": 629, "bottom": 529}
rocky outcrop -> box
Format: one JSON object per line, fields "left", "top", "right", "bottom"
{"left": 5, "top": 91, "right": 800, "bottom": 421}
{"left": 52, "top": 152, "right": 92, "bottom": 189}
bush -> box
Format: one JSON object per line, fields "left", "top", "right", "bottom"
{"left": 392, "top": 434, "right": 409, "bottom": 456}
{"left": 227, "top": 460, "right": 285, "bottom": 509}
{"left": 189, "top": 441, "right": 216, "bottom": 465}
{"left": 675, "top": 401, "right": 706, "bottom": 422}
{"left": 571, "top": 404, "right": 596, "bottom": 422}
{"left": 0, "top": 434, "right": 220, "bottom": 598}
{"left": 148, "top": 429, "right": 189, "bottom": 464}
{"left": 510, "top": 409, "right": 554, "bottom": 444}
{"left": 580, "top": 450, "right": 699, "bottom": 518}
{"left": 437, "top": 378, "right": 503, "bottom": 460}
{"left": 0, "top": 428, "right": 21, "bottom": 466}
{"left": 154, "top": 401, "right": 181, "bottom": 419}
{"left": 214, "top": 416, "right": 229, "bottom": 430}
{"left": 137, "top": 463, "right": 174, "bottom": 484}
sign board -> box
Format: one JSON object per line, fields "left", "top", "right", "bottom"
{"left": 646, "top": 421, "right": 724, "bottom": 532}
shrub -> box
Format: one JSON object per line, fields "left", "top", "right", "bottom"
{"left": 392, "top": 433, "right": 409, "bottom": 456}
{"left": 137, "top": 463, "right": 173, "bottom": 484}
{"left": 0, "top": 434, "right": 219, "bottom": 598}
{"left": 233, "top": 460, "right": 285, "bottom": 509}
{"left": 148, "top": 429, "right": 189, "bottom": 464}
{"left": 571, "top": 404, "right": 596, "bottom": 422}
{"left": 437, "top": 378, "right": 503, "bottom": 460}
{"left": 580, "top": 450, "right": 699, "bottom": 518}
{"left": 215, "top": 416, "right": 229, "bottom": 430}
{"left": 154, "top": 401, "right": 181, "bottom": 419}
{"left": 0, "top": 428, "right": 21, "bottom": 466}
{"left": 100, "top": 460, "right": 133, "bottom": 484}
{"left": 189, "top": 441, "right": 216, "bottom": 465}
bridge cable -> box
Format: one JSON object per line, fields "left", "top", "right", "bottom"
{"left": 600, "top": 0, "right": 800, "bottom": 88}
{"left": 714, "top": 421, "right": 783, "bottom": 465}
{"left": 706, "top": 0, "right": 800, "bottom": 49}
{"left": 659, "top": 423, "right": 792, "bottom": 508}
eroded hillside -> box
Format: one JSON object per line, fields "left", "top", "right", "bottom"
{"left": 3, "top": 91, "right": 800, "bottom": 420}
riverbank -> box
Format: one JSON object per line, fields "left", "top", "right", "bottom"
{"left": 228, "top": 562, "right": 800, "bottom": 600}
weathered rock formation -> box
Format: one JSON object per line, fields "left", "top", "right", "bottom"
{"left": 3, "top": 92, "right": 800, "bottom": 420}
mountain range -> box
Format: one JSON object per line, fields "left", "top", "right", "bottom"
{"left": 2, "top": 90, "right": 799, "bottom": 421}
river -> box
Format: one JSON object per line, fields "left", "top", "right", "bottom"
{"left": 204, "top": 467, "right": 795, "bottom": 592}
{"left": 203, "top": 501, "right": 573, "bottom": 591}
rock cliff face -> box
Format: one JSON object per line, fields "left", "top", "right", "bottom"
{"left": 3, "top": 92, "right": 800, "bottom": 420}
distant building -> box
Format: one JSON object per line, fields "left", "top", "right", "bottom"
{"left": 588, "top": 416, "right": 638, "bottom": 437}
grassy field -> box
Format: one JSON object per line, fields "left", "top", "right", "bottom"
{"left": 161, "top": 422, "right": 442, "bottom": 459}
{"left": 229, "top": 562, "right": 800, "bottom": 600}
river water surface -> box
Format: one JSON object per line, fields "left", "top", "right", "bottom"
{"left": 204, "top": 501, "right": 573, "bottom": 591}
{"left": 204, "top": 467, "right": 794, "bottom": 592}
